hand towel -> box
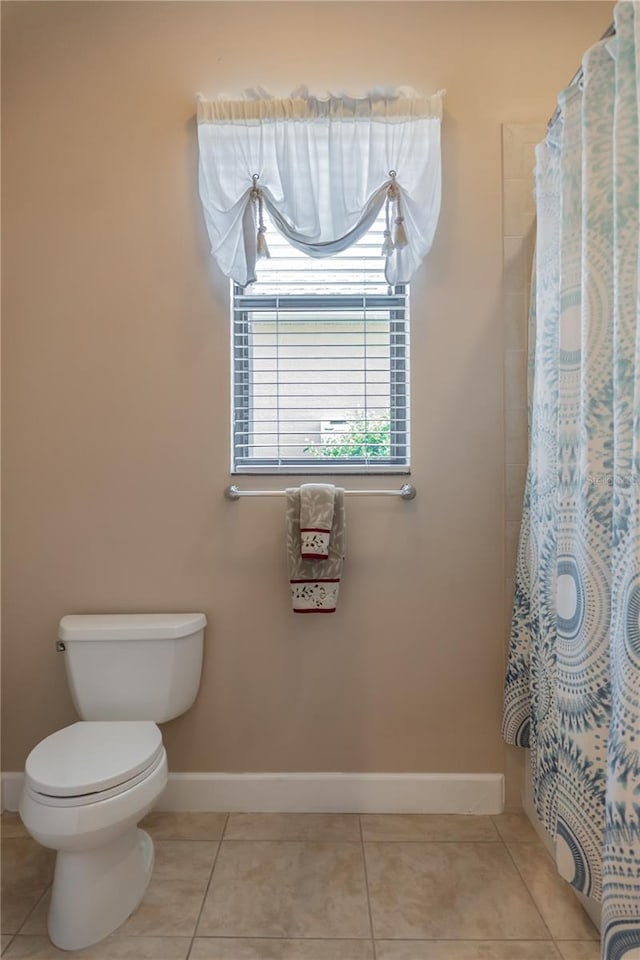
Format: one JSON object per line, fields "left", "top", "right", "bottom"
{"left": 286, "top": 486, "right": 346, "bottom": 613}
{"left": 299, "top": 483, "right": 336, "bottom": 560}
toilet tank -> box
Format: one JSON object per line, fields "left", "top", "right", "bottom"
{"left": 58, "top": 613, "right": 206, "bottom": 723}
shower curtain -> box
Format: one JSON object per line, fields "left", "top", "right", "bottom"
{"left": 502, "top": 3, "right": 640, "bottom": 959}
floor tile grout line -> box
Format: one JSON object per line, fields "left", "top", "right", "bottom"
{"left": 13, "top": 881, "right": 52, "bottom": 938}
{"left": 361, "top": 837, "right": 506, "bottom": 844}
{"left": 220, "top": 812, "right": 232, "bottom": 842}
{"left": 359, "top": 815, "right": 377, "bottom": 960}
{"left": 218, "top": 837, "right": 521, "bottom": 844}
{"left": 149, "top": 837, "right": 229, "bottom": 842}
{"left": 491, "top": 812, "right": 541, "bottom": 845}
{"left": 185, "top": 813, "right": 229, "bottom": 960}
{"left": 187, "top": 936, "right": 377, "bottom": 941}
{"left": 220, "top": 837, "right": 364, "bottom": 843}
{"left": 502, "top": 838, "right": 556, "bottom": 941}
{"left": 174, "top": 934, "right": 594, "bottom": 942}
{"left": 504, "top": 844, "right": 600, "bottom": 945}
{"left": 1, "top": 933, "right": 16, "bottom": 957}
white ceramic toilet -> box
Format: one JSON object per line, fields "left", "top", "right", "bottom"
{"left": 19, "top": 612, "right": 206, "bottom": 951}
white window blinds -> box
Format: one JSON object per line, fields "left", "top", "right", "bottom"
{"left": 232, "top": 210, "right": 409, "bottom": 473}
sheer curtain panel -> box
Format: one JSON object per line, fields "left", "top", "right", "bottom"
{"left": 196, "top": 87, "right": 444, "bottom": 287}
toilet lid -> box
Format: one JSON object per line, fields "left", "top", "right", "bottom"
{"left": 25, "top": 721, "right": 163, "bottom": 797}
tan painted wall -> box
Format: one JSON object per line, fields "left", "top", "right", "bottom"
{"left": 1, "top": 1, "right": 613, "bottom": 789}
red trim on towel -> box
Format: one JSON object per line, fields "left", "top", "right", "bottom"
{"left": 300, "top": 527, "right": 331, "bottom": 534}
{"left": 301, "top": 554, "right": 329, "bottom": 560}
{"left": 290, "top": 578, "right": 341, "bottom": 583}
{"left": 294, "top": 608, "right": 337, "bottom": 614}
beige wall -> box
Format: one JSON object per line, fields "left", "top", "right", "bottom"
{"left": 1, "top": 2, "right": 613, "bottom": 790}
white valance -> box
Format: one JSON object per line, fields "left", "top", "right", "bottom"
{"left": 196, "top": 86, "right": 444, "bottom": 287}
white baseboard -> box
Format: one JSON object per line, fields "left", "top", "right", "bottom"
{"left": 158, "top": 772, "right": 504, "bottom": 813}
{"left": 1, "top": 773, "right": 24, "bottom": 812}
{"left": 2, "top": 771, "right": 504, "bottom": 814}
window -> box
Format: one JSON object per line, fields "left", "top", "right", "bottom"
{"left": 232, "top": 211, "right": 410, "bottom": 474}
{"left": 198, "top": 88, "right": 443, "bottom": 476}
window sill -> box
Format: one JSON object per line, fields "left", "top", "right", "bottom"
{"left": 232, "top": 464, "right": 411, "bottom": 476}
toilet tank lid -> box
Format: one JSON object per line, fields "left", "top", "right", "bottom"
{"left": 58, "top": 613, "right": 207, "bottom": 642}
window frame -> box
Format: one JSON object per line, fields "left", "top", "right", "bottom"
{"left": 231, "top": 279, "right": 410, "bottom": 476}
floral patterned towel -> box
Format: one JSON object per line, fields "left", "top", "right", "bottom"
{"left": 299, "top": 483, "right": 336, "bottom": 559}
{"left": 286, "top": 487, "right": 346, "bottom": 613}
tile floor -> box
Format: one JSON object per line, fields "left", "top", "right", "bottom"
{"left": 1, "top": 811, "right": 600, "bottom": 959}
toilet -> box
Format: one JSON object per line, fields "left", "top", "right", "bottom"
{"left": 19, "top": 612, "right": 206, "bottom": 951}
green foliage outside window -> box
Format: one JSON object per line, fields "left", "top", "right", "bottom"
{"left": 304, "top": 412, "right": 391, "bottom": 458}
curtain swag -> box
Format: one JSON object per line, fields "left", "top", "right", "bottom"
{"left": 196, "top": 86, "right": 445, "bottom": 287}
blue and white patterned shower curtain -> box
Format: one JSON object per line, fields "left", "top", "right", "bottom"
{"left": 502, "top": 3, "right": 640, "bottom": 957}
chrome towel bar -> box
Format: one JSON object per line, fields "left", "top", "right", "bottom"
{"left": 224, "top": 484, "right": 416, "bottom": 501}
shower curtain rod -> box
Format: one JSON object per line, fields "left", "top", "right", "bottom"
{"left": 225, "top": 483, "right": 417, "bottom": 501}
{"left": 547, "top": 22, "right": 616, "bottom": 130}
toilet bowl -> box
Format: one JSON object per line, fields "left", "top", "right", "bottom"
{"left": 20, "top": 721, "right": 168, "bottom": 950}
{"left": 19, "top": 613, "right": 205, "bottom": 951}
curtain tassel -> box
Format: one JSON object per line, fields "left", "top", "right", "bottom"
{"left": 383, "top": 169, "right": 409, "bottom": 255}
{"left": 251, "top": 174, "right": 271, "bottom": 260}
{"left": 394, "top": 215, "right": 408, "bottom": 249}
{"left": 257, "top": 225, "right": 270, "bottom": 259}
{"left": 392, "top": 173, "right": 408, "bottom": 249}
{"left": 381, "top": 229, "right": 394, "bottom": 257}
{"left": 382, "top": 173, "right": 395, "bottom": 257}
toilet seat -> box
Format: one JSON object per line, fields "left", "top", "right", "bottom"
{"left": 24, "top": 749, "right": 166, "bottom": 808}
{"left": 24, "top": 721, "right": 163, "bottom": 803}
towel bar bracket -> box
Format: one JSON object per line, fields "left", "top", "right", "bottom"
{"left": 224, "top": 483, "right": 416, "bottom": 501}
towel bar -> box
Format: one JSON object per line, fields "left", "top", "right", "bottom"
{"left": 224, "top": 484, "right": 416, "bottom": 501}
